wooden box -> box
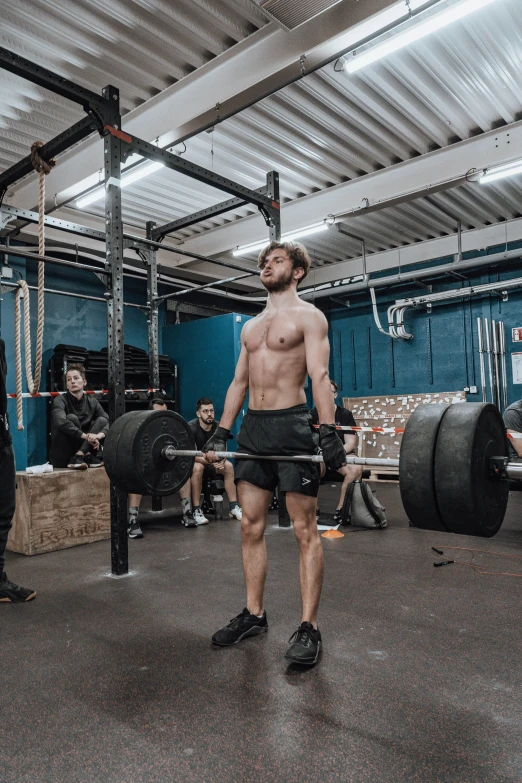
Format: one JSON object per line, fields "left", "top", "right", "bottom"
{"left": 342, "top": 391, "right": 467, "bottom": 480}
{"left": 7, "top": 468, "right": 111, "bottom": 556}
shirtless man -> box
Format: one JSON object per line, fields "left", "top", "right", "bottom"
{"left": 203, "top": 241, "right": 346, "bottom": 665}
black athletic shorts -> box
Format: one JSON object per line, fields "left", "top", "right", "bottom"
{"left": 234, "top": 404, "right": 320, "bottom": 497}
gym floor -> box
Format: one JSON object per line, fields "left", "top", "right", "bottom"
{"left": 3, "top": 483, "right": 522, "bottom": 783}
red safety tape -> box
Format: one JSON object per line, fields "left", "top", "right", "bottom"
{"left": 7, "top": 388, "right": 160, "bottom": 399}
{"left": 313, "top": 423, "right": 521, "bottom": 439}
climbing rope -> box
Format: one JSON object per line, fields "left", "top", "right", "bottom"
{"left": 14, "top": 142, "right": 55, "bottom": 429}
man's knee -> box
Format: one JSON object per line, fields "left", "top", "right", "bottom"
{"left": 340, "top": 464, "right": 363, "bottom": 482}
{"left": 293, "top": 517, "right": 320, "bottom": 545}
{"left": 66, "top": 413, "right": 81, "bottom": 427}
{"left": 192, "top": 462, "right": 204, "bottom": 475}
{"left": 241, "top": 515, "right": 265, "bottom": 541}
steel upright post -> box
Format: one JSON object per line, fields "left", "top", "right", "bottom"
{"left": 266, "top": 170, "right": 281, "bottom": 243}
{"left": 104, "top": 86, "right": 128, "bottom": 575}
{"left": 146, "top": 221, "right": 160, "bottom": 391}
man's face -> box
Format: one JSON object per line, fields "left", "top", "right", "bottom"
{"left": 197, "top": 404, "right": 215, "bottom": 425}
{"left": 66, "top": 371, "right": 85, "bottom": 393}
{"left": 260, "top": 249, "right": 302, "bottom": 293}
{"left": 331, "top": 384, "right": 338, "bottom": 400}
{"left": 152, "top": 403, "right": 167, "bottom": 412}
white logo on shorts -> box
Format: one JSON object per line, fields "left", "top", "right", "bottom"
{"left": 302, "top": 478, "right": 311, "bottom": 485}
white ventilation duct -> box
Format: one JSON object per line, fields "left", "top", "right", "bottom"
{"left": 252, "top": 0, "right": 343, "bottom": 30}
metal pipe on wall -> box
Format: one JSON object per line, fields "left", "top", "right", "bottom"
{"left": 0, "top": 279, "right": 144, "bottom": 309}
{"left": 499, "top": 321, "right": 508, "bottom": 411}
{"left": 492, "top": 320, "right": 501, "bottom": 409}
{"left": 477, "top": 318, "right": 487, "bottom": 402}
{"left": 484, "top": 318, "right": 495, "bottom": 405}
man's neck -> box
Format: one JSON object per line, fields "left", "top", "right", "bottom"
{"left": 266, "top": 287, "right": 301, "bottom": 310}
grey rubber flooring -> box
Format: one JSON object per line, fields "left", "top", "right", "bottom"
{"left": 2, "top": 483, "right": 522, "bottom": 783}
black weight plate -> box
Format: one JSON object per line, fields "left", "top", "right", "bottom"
{"left": 434, "top": 403, "right": 508, "bottom": 537}
{"left": 104, "top": 410, "right": 195, "bottom": 496}
{"left": 399, "top": 403, "right": 451, "bottom": 531}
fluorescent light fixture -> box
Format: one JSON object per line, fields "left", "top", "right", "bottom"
{"left": 479, "top": 159, "right": 522, "bottom": 185}
{"left": 345, "top": 0, "right": 499, "bottom": 73}
{"left": 232, "top": 222, "right": 330, "bottom": 257}
{"left": 76, "top": 160, "right": 164, "bottom": 209}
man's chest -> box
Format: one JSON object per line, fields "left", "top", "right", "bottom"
{"left": 245, "top": 313, "right": 304, "bottom": 354}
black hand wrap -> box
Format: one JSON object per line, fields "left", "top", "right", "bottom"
{"left": 319, "top": 424, "right": 347, "bottom": 471}
{"left": 202, "top": 425, "right": 231, "bottom": 455}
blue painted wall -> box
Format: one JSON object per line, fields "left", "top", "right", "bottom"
{"left": 0, "top": 255, "right": 160, "bottom": 469}
{"left": 162, "top": 313, "right": 249, "bottom": 439}
{"left": 327, "top": 263, "right": 522, "bottom": 408}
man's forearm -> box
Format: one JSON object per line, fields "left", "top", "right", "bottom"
{"left": 311, "top": 374, "right": 335, "bottom": 424}
{"left": 218, "top": 380, "right": 247, "bottom": 430}
{"left": 344, "top": 434, "right": 357, "bottom": 453}
{"left": 508, "top": 430, "right": 522, "bottom": 457}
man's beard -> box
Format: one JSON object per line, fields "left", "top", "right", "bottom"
{"left": 262, "top": 270, "right": 293, "bottom": 293}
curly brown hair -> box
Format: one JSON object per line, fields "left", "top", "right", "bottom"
{"left": 257, "top": 241, "right": 312, "bottom": 281}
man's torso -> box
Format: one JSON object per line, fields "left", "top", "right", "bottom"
{"left": 188, "top": 418, "right": 217, "bottom": 451}
{"left": 243, "top": 303, "right": 314, "bottom": 410}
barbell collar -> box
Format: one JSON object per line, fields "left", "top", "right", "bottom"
{"left": 161, "top": 446, "right": 400, "bottom": 468}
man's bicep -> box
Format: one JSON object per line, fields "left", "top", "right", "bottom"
{"left": 233, "top": 342, "right": 249, "bottom": 385}
{"left": 304, "top": 311, "right": 330, "bottom": 376}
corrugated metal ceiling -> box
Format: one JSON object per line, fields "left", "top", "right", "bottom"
{"left": 2, "top": 0, "right": 521, "bottom": 275}
{"left": 0, "top": 0, "right": 268, "bottom": 172}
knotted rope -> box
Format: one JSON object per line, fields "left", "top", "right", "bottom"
{"left": 14, "top": 142, "right": 55, "bottom": 429}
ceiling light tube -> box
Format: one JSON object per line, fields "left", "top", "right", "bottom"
{"left": 76, "top": 161, "right": 164, "bottom": 209}
{"left": 345, "top": 0, "right": 499, "bottom": 73}
{"left": 479, "top": 159, "right": 522, "bottom": 185}
{"left": 232, "top": 222, "right": 330, "bottom": 257}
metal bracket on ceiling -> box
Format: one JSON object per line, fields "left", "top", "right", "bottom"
{"left": 413, "top": 279, "right": 432, "bottom": 291}
{"left": 0, "top": 209, "right": 16, "bottom": 231}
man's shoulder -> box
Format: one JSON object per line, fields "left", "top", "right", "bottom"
{"left": 187, "top": 418, "right": 198, "bottom": 429}
{"left": 504, "top": 401, "right": 522, "bottom": 423}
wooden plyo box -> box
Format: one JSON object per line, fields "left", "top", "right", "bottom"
{"left": 7, "top": 468, "right": 111, "bottom": 556}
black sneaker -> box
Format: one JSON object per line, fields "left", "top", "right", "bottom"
{"left": 128, "top": 519, "right": 143, "bottom": 539}
{"left": 67, "top": 454, "right": 87, "bottom": 470}
{"left": 0, "top": 572, "right": 36, "bottom": 602}
{"left": 285, "top": 622, "right": 322, "bottom": 665}
{"left": 84, "top": 453, "right": 103, "bottom": 468}
{"left": 333, "top": 508, "right": 343, "bottom": 525}
{"left": 212, "top": 607, "right": 268, "bottom": 646}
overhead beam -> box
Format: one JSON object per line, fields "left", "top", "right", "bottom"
{"left": 9, "top": 0, "right": 412, "bottom": 209}
{"left": 175, "top": 121, "right": 522, "bottom": 258}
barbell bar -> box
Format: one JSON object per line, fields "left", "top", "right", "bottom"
{"left": 103, "top": 403, "right": 516, "bottom": 538}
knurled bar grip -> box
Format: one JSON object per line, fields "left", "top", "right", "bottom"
{"left": 162, "top": 447, "right": 400, "bottom": 467}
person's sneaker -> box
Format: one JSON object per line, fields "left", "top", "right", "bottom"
{"left": 333, "top": 508, "right": 343, "bottom": 525}
{"left": 229, "top": 505, "right": 242, "bottom": 521}
{"left": 182, "top": 511, "right": 197, "bottom": 528}
{"left": 285, "top": 622, "right": 322, "bottom": 665}
{"left": 67, "top": 454, "right": 87, "bottom": 470}
{"left": 0, "top": 572, "right": 36, "bottom": 603}
{"left": 128, "top": 519, "right": 144, "bottom": 539}
{"left": 84, "top": 452, "right": 103, "bottom": 468}
{"left": 193, "top": 507, "right": 209, "bottom": 526}
{"left": 212, "top": 608, "right": 268, "bottom": 646}
{"left": 84, "top": 453, "right": 103, "bottom": 468}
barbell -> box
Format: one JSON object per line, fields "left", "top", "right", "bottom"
{"left": 103, "top": 402, "right": 522, "bottom": 538}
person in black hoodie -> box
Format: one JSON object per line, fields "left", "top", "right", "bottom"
{"left": 49, "top": 364, "right": 109, "bottom": 469}
{"left": 0, "top": 337, "right": 36, "bottom": 602}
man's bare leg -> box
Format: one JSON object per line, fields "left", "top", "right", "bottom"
{"left": 191, "top": 462, "right": 204, "bottom": 507}
{"left": 285, "top": 492, "right": 323, "bottom": 628}
{"left": 217, "top": 460, "right": 237, "bottom": 503}
{"left": 128, "top": 493, "right": 142, "bottom": 509}
{"left": 178, "top": 480, "right": 191, "bottom": 502}
{"left": 237, "top": 480, "right": 272, "bottom": 616}
{"left": 337, "top": 464, "right": 364, "bottom": 510}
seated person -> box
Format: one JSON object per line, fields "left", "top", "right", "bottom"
{"left": 128, "top": 398, "right": 191, "bottom": 539}
{"left": 311, "top": 380, "right": 363, "bottom": 523}
{"left": 503, "top": 399, "right": 522, "bottom": 463}
{"left": 49, "top": 364, "right": 108, "bottom": 470}
{"left": 186, "top": 397, "right": 242, "bottom": 526}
